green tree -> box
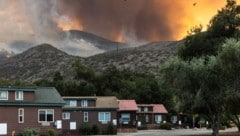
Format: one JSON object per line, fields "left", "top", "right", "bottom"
{"left": 72, "top": 60, "right": 95, "bottom": 81}
{"left": 160, "top": 55, "right": 231, "bottom": 136}
{"left": 218, "top": 39, "right": 240, "bottom": 131}
{"left": 208, "top": 0, "right": 240, "bottom": 38}
{"left": 179, "top": 0, "right": 240, "bottom": 60}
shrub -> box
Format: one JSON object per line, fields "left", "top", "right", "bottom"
{"left": 80, "top": 123, "right": 91, "bottom": 135}
{"left": 159, "top": 122, "right": 172, "bottom": 130}
{"left": 91, "top": 124, "right": 100, "bottom": 135}
{"left": 102, "top": 122, "right": 117, "bottom": 135}
{"left": 22, "top": 128, "right": 39, "bottom": 136}
{"left": 47, "top": 129, "right": 56, "bottom": 136}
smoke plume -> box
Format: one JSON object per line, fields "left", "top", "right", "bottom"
{"left": 0, "top": 0, "right": 239, "bottom": 56}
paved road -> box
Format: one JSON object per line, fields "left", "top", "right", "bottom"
{"left": 118, "top": 127, "right": 238, "bottom": 136}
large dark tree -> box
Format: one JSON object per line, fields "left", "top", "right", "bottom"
{"left": 178, "top": 0, "right": 240, "bottom": 60}
{"left": 161, "top": 39, "right": 240, "bottom": 136}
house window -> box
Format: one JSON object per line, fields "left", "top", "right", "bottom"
{"left": 138, "top": 107, "right": 141, "bottom": 112}
{"left": 38, "top": 109, "right": 54, "bottom": 122}
{"left": 121, "top": 113, "right": 130, "bottom": 122}
{"left": 171, "top": 116, "right": 178, "bottom": 124}
{"left": 62, "top": 112, "right": 70, "bottom": 120}
{"left": 18, "top": 108, "right": 24, "bottom": 123}
{"left": 81, "top": 100, "right": 88, "bottom": 107}
{"left": 0, "top": 91, "right": 8, "bottom": 100}
{"left": 84, "top": 112, "right": 88, "bottom": 122}
{"left": 144, "top": 107, "right": 148, "bottom": 112}
{"left": 65, "top": 100, "right": 77, "bottom": 107}
{"left": 155, "top": 115, "right": 162, "bottom": 123}
{"left": 15, "top": 91, "right": 23, "bottom": 100}
{"left": 145, "top": 115, "right": 149, "bottom": 123}
{"left": 98, "top": 112, "right": 111, "bottom": 122}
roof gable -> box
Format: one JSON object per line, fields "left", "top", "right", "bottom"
{"left": 118, "top": 100, "right": 137, "bottom": 111}
{"left": 152, "top": 104, "right": 168, "bottom": 114}
{"left": 0, "top": 86, "right": 65, "bottom": 106}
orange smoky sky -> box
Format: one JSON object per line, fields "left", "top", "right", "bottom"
{"left": 54, "top": 0, "right": 240, "bottom": 42}
{"left": 0, "top": 0, "right": 239, "bottom": 44}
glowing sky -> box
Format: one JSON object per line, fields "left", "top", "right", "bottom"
{"left": 0, "top": 0, "right": 239, "bottom": 56}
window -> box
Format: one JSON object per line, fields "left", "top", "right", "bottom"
{"left": 18, "top": 108, "right": 24, "bottom": 123}
{"left": 0, "top": 91, "right": 8, "bottom": 100}
{"left": 81, "top": 100, "right": 88, "bottom": 107}
{"left": 62, "top": 112, "right": 70, "bottom": 120}
{"left": 138, "top": 107, "right": 141, "bottom": 112}
{"left": 98, "top": 112, "right": 111, "bottom": 122}
{"left": 121, "top": 113, "right": 130, "bottom": 122}
{"left": 171, "top": 116, "right": 177, "bottom": 124}
{"left": 144, "top": 107, "right": 148, "bottom": 112}
{"left": 84, "top": 112, "right": 88, "bottom": 122}
{"left": 65, "top": 100, "right": 77, "bottom": 107}
{"left": 15, "top": 91, "right": 23, "bottom": 100}
{"left": 38, "top": 109, "right": 54, "bottom": 122}
{"left": 145, "top": 115, "right": 149, "bottom": 123}
{"left": 155, "top": 115, "right": 162, "bottom": 123}
{"left": 70, "top": 122, "right": 76, "bottom": 130}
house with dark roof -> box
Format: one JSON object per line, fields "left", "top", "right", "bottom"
{"left": 62, "top": 96, "right": 118, "bottom": 135}
{"left": 137, "top": 104, "right": 168, "bottom": 129}
{"left": 117, "top": 100, "right": 138, "bottom": 132}
{"left": 0, "top": 86, "right": 65, "bottom": 135}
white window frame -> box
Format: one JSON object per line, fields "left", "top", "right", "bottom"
{"left": 144, "top": 107, "right": 148, "bottom": 112}
{"left": 98, "top": 112, "right": 111, "bottom": 122}
{"left": 84, "top": 112, "right": 88, "bottom": 122}
{"left": 155, "top": 115, "right": 162, "bottom": 123}
{"left": 0, "top": 91, "right": 8, "bottom": 100}
{"left": 18, "top": 108, "right": 24, "bottom": 123}
{"left": 65, "top": 100, "right": 77, "bottom": 107}
{"left": 38, "top": 109, "right": 54, "bottom": 123}
{"left": 15, "top": 91, "right": 23, "bottom": 100}
{"left": 62, "top": 112, "right": 70, "bottom": 120}
{"left": 81, "top": 100, "right": 88, "bottom": 107}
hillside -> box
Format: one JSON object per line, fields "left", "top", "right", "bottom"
{"left": 0, "top": 44, "right": 80, "bottom": 82}
{"left": 85, "top": 41, "right": 182, "bottom": 76}
{"left": 0, "top": 41, "right": 182, "bottom": 82}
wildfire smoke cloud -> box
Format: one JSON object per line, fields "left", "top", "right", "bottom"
{"left": 0, "top": 0, "right": 239, "bottom": 45}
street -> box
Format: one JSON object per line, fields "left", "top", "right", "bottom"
{"left": 118, "top": 127, "right": 238, "bottom": 136}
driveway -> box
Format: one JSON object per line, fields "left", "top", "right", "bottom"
{"left": 118, "top": 127, "right": 238, "bottom": 136}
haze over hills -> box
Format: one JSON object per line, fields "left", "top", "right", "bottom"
{"left": 62, "top": 30, "right": 128, "bottom": 51}
{"left": 0, "top": 40, "right": 182, "bottom": 82}
{"left": 0, "top": 30, "right": 129, "bottom": 59}
{"left": 0, "top": 44, "right": 80, "bottom": 81}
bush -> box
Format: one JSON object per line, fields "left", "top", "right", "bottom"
{"left": 159, "top": 122, "right": 172, "bottom": 130}
{"left": 22, "top": 128, "right": 39, "bottom": 136}
{"left": 47, "top": 129, "right": 56, "bottom": 136}
{"left": 102, "top": 122, "right": 117, "bottom": 135}
{"left": 80, "top": 123, "right": 91, "bottom": 135}
{"left": 91, "top": 124, "right": 100, "bottom": 135}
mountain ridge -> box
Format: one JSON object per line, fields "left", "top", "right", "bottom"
{"left": 0, "top": 41, "right": 182, "bottom": 82}
{"left": 0, "top": 43, "right": 80, "bottom": 81}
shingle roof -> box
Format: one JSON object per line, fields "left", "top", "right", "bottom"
{"left": 96, "top": 96, "right": 118, "bottom": 108}
{"left": 152, "top": 104, "right": 168, "bottom": 114}
{"left": 62, "top": 96, "right": 118, "bottom": 110}
{"left": 118, "top": 100, "right": 138, "bottom": 111}
{"left": 0, "top": 86, "right": 65, "bottom": 106}
{"left": 0, "top": 86, "right": 35, "bottom": 91}
{"left": 34, "top": 87, "right": 65, "bottom": 105}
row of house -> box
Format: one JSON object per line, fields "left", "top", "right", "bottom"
{"left": 0, "top": 86, "right": 168, "bottom": 135}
